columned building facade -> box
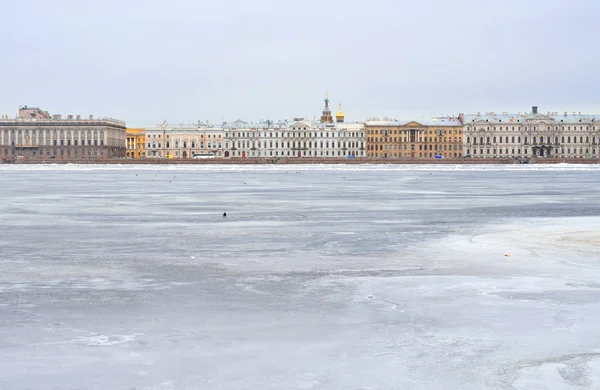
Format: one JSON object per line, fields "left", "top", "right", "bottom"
{"left": 144, "top": 124, "right": 225, "bottom": 158}
{"left": 225, "top": 121, "right": 281, "bottom": 158}
{"left": 223, "top": 96, "right": 365, "bottom": 159}
{"left": 126, "top": 128, "right": 146, "bottom": 158}
{"left": 365, "top": 119, "right": 462, "bottom": 158}
{"left": 463, "top": 108, "right": 600, "bottom": 158}
{"left": 0, "top": 106, "right": 126, "bottom": 160}
{"left": 224, "top": 119, "right": 365, "bottom": 158}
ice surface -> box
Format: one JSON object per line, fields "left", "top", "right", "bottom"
{"left": 1, "top": 164, "right": 600, "bottom": 389}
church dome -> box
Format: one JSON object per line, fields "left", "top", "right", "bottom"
{"left": 336, "top": 104, "right": 345, "bottom": 122}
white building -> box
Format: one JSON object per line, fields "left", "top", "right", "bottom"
{"left": 224, "top": 119, "right": 365, "bottom": 159}
{"left": 463, "top": 107, "right": 600, "bottom": 159}
{"left": 145, "top": 123, "right": 225, "bottom": 158}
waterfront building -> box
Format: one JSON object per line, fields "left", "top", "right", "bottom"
{"left": 126, "top": 128, "right": 146, "bottom": 158}
{"left": 312, "top": 120, "right": 365, "bottom": 158}
{"left": 0, "top": 106, "right": 126, "bottom": 160}
{"left": 463, "top": 107, "right": 600, "bottom": 158}
{"left": 144, "top": 123, "right": 225, "bottom": 158}
{"left": 365, "top": 117, "right": 463, "bottom": 158}
{"left": 226, "top": 121, "right": 275, "bottom": 158}
{"left": 225, "top": 119, "right": 365, "bottom": 159}
{"left": 224, "top": 93, "right": 365, "bottom": 159}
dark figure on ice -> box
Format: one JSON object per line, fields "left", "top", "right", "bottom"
{"left": 223, "top": 212, "right": 227, "bottom": 218}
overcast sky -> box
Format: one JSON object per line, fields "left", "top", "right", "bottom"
{"left": 1, "top": 0, "right": 598, "bottom": 126}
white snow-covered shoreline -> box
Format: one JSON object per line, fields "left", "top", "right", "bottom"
{"left": 2, "top": 162, "right": 600, "bottom": 172}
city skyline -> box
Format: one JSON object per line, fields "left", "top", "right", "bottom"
{"left": 1, "top": 0, "right": 599, "bottom": 127}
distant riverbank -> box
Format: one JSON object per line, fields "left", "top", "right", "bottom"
{"left": 5, "top": 157, "right": 600, "bottom": 165}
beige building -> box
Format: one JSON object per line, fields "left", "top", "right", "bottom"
{"left": 366, "top": 118, "right": 463, "bottom": 158}
{"left": 463, "top": 107, "right": 600, "bottom": 158}
{"left": 0, "top": 106, "right": 126, "bottom": 160}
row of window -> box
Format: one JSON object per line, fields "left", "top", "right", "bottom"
{"left": 367, "top": 137, "right": 460, "bottom": 143}
{"left": 3, "top": 147, "right": 106, "bottom": 157}
{"left": 468, "top": 126, "right": 596, "bottom": 131}
{"left": 369, "top": 152, "right": 462, "bottom": 158}
{"left": 467, "top": 135, "right": 598, "bottom": 145}
{"left": 227, "top": 131, "right": 364, "bottom": 138}
{"left": 232, "top": 140, "right": 364, "bottom": 149}
{"left": 2, "top": 139, "right": 103, "bottom": 146}
{"left": 467, "top": 148, "right": 597, "bottom": 156}
{"left": 2, "top": 128, "right": 107, "bottom": 135}
{"left": 368, "top": 144, "right": 461, "bottom": 151}
{"left": 148, "top": 141, "right": 221, "bottom": 149}
{"left": 147, "top": 140, "right": 366, "bottom": 150}
{"left": 229, "top": 150, "right": 365, "bottom": 157}
{"left": 369, "top": 144, "right": 461, "bottom": 151}
{"left": 367, "top": 129, "right": 460, "bottom": 135}
{"left": 2, "top": 129, "right": 104, "bottom": 140}
{"left": 148, "top": 133, "right": 222, "bottom": 139}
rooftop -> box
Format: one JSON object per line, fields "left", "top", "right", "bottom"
{"left": 365, "top": 118, "right": 463, "bottom": 127}
{"left": 0, "top": 106, "right": 126, "bottom": 126}
{"left": 464, "top": 110, "right": 600, "bottom": 124}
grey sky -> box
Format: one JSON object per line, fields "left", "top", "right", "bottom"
{"left": 1, "top": 0, "right": 598, "bottom": 126}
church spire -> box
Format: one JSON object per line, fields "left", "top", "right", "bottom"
{"left": 320, "top": 90, "right": 333, "bottom": 124}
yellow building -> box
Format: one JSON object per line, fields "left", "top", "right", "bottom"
{"left": 365, "top": 118, "right": 463, "bottom": 159}
{"left": 126, "top": 128, "right": 146, "bottom": 158}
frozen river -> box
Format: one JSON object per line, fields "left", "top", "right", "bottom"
{"left": 1, "top": 164, "right": 600, "bottom": 389}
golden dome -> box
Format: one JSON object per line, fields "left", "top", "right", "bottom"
{"left": 336, "top": 103, "right": 345, "bottom": 118}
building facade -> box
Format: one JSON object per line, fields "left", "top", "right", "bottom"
{"left": 463, "top": 107, "right": 600, "bottom": 159}
{"left": 126, "top": 128, "right": 146, "bottom": 158}
{"left": 0, "top": 106, "right": 126, "bottom": 160}
{"left": 224, "top": 119, "right": 365, "bottom": 158}
{"left": 365, "top": 118, "right": 463, "bottom": 158}
{"left": 224, "top": 95, "right": 365, "bottom": 159}
{"left": 144, "top": 123, "right": 225, "bottom": 158}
